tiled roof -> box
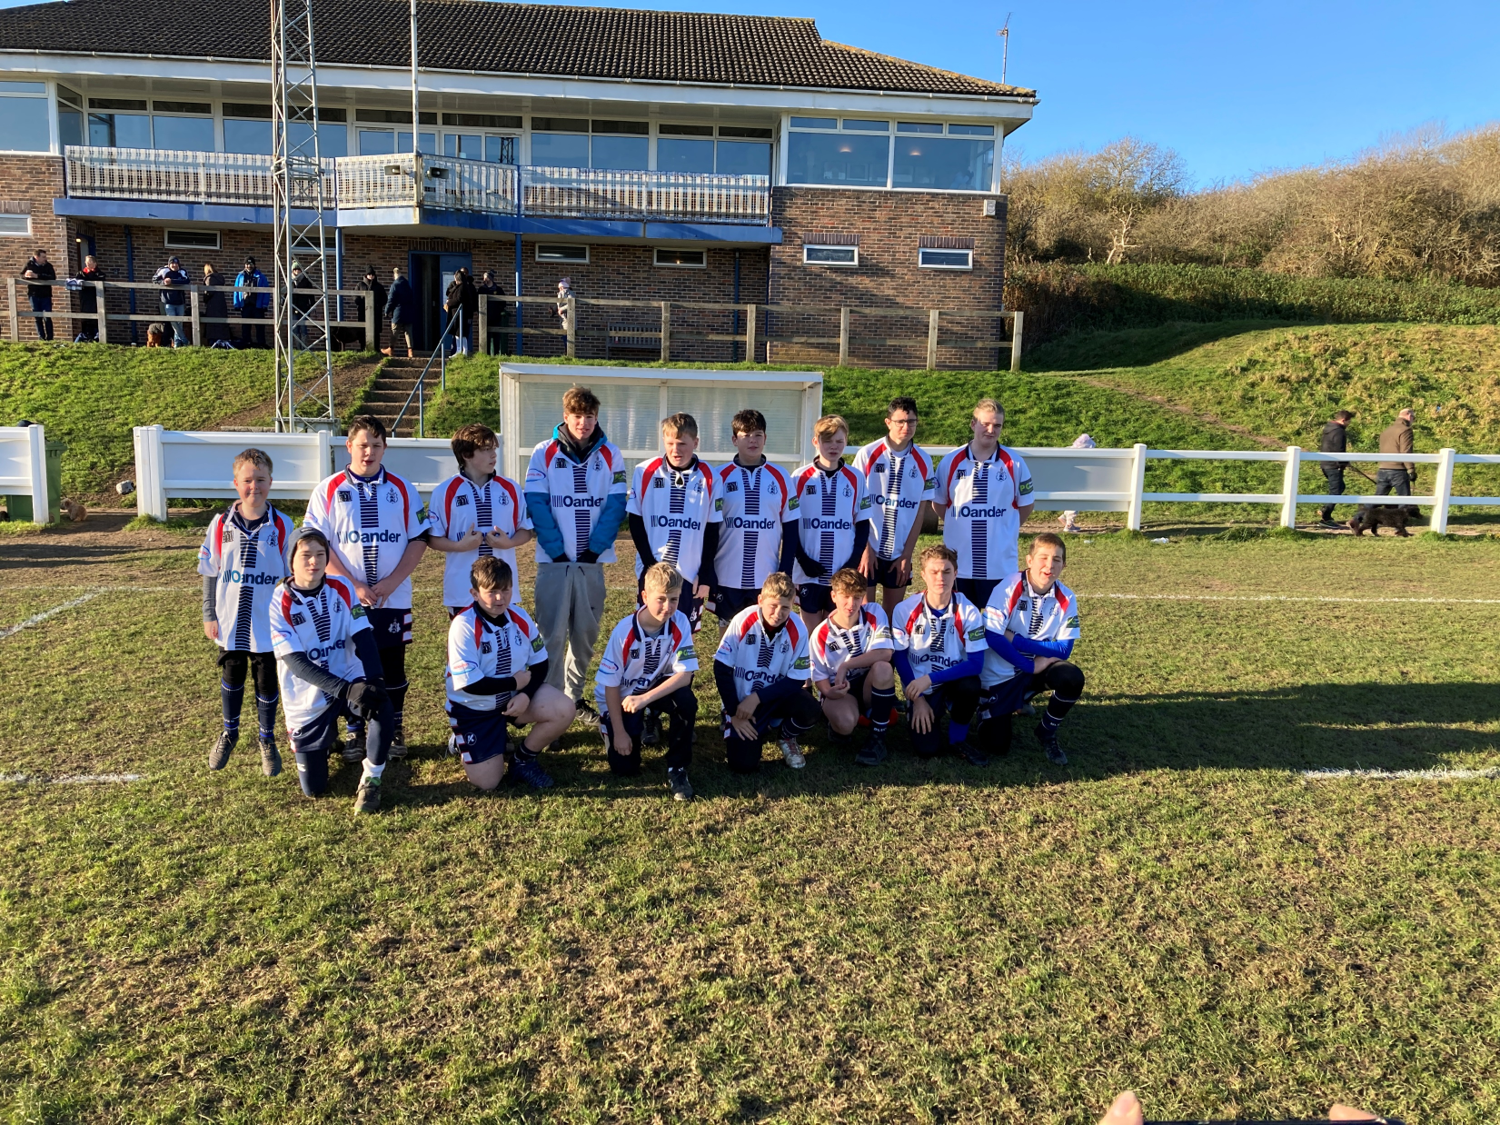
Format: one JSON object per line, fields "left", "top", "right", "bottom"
{"left": 0, "top": 0, "right": 1034, "bottom": 99}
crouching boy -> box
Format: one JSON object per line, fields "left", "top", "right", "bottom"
{"left": 596, "top": 562, "right": 700, "bottom": 801}
{"left": 811, "top": 568, "right": 897, "bottom": 766}
{"left": 713, "top": 571, "right": 821, "bottom": 772}
{"left": 269, "top": 527, "right": 393, "bottom": 813}
{"left": 444, "top": 557, "right": 577, "bottom": 791}
{"left": 980, "top": 532, "right": 1085, "bottom": 765}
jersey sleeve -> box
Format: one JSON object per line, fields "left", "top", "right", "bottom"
{"left": 933, "top": 452, "right": 954, "bottom": 507}
{"left": 516, "top": 608, "right": 549, "bottom": 666}
{"left": 865, "top": 604, "right": 894, "bottom": 652}
{"left": 713, "top": 620, "right": 740, "bottom": 665}
{"left": 403, "top": 478, "right": 432, "bottom": 538}
{"left": 788, "top": 622, "right": 812, "bottom": 682}
{"left": 918, "top": 448, "right": 937, "bottom": 502}
{"left": 595, "top": 618, "right": 630, "bottom": 690}
{"left": 608, "top": 444, "right": 629, "bottom": 496}
{"left": 670, "top": 614, "right": 700, "bottom": 674}
{"left": 304, "top": 476, "right": 333, "bottom": 536}
{"left": 514, "top": 487, "right": 532, "bottom": 532}
{"left": 446, "top": 614, "right": 486, "bottom": 691}
{"left": 889, "top": 601, "right": 915, "bottom": 651}
{"left": 626, "top": 464, "right": 647, "bottom": 517}
{"left": 329, "top": 579, "right": 371, "bottom": 636}
{"left": 1057, "top": 590, "right": 1081, "bottom": 641}
{"left": 524, "top": 443, "right": 549, "bottom": 492}
{"left": 427, "top": 479, "right": 452, "bottom": 538}
{"left": 269, "top": 589, "right": 305, "bottom": 657}
{"left": 1011, "top": 450, "right": 1034, "bottom": 505}
{"left": 961, "top": 600, "right": 988, "bottom": 653}
{"left": 196, "top": 515, "right": 223, "bottom": 578}
{"left": 852, "top": 468, "right": 873, "bottom": 523}
{"left": 808, "top": 625, "right": 831, "bottom": 683}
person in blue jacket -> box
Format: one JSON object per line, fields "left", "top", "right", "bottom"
{"left": 233, "top": 256, "right": 269, "bottom": 349}
{"left": 383, "top": 266, "right": 417, "bottom": 356}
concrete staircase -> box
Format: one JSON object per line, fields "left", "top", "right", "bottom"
{"left": 357, "top": 355, "right": 434, "bottom": 438}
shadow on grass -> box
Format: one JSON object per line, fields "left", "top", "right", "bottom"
{"left": 1023, "top": 319, "right": 1303, "bottom": 373}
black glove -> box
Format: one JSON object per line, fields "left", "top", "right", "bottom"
{"left": 343, "top": 679, "right": 386, "bottom": 718}
{"left": 799, "top": 557, "right": 825, "bottom": 579}
{"left": 578, "top": 549, "right": 600, "bottom": 564}
{"left": 1409, "top": 471, "right": 1419, "bottom": 484}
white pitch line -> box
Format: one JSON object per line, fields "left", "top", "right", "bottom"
{"left": 0, "top": 772, "right": 145, "bottom": 784}
{"left": 3, "top": 585, "right": 187, "bottom": 592}
{"left": 1304, "top": 767, "right": 1500, "bottom": 781}
{"left": 0, "top": 592, "right": 103, "bottom": 639}
{"left": 1093, "top": 593, "right": 1500, "bottom": 606}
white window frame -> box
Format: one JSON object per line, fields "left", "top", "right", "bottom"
{"left": 0, "top": 210, "right": 32, "bottom": 237}
{"left": 917, "top": 247, "right": 973, "bottom": 271}
{"left": 0, "top": 80, "right": 53, "bottom": 155}
{"left": 803, "top": 244, "right": 859, "bottom": 268}
{"left": 653, "top": 247, "right": 707, "bottom": 269}
{"left": 164, "top": 229, "right": 221, "bottom": 250}
{"left": 535, "top": 243, "right": 589, "bottom": 264}
{"left": 783, "top": 113, "right": 1002, "bottom": 195}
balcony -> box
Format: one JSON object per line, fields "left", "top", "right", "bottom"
{"left": 60, "top": 146, "right": 773, "bottom": 229}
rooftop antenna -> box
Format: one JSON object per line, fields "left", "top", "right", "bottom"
{"left": 997, "top": 13, "right": 1011, "bottom": 85}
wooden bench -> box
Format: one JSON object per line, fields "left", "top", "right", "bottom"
{"left": 606, "top": 323, "right": 661, "bottom": 358}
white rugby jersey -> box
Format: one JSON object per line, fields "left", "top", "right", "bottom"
{"left": 934, "top": 444, "right": 1034, "bottom": 581}
{"left": 713, "top": 607, "right": 810, "bottom": 702}
{"left": 429, "top": 472, "right": 531, "bottom": 607}
{"left": 852, "top": 439, "right": 935, "bottom": 561}
{"left": 809, "top": 602, "right": 893, "bottom": 685}
{"left": 444, "top": 603, "right": 548, "bottom": 713}
{"left": 790, "top": 461, "right": 872, "bottom": 587}
{"left": 627, "top": 457, "right": 722, "bottom": 585}
{"left": 305, "top": 467, "right": 430, "bottom": 609}
{"left": 714, "top": 460, "right": 793, "bottom": 590}
{"left": 594, "top": 608, "right": 698, "bottom": 710}
{"left": 269, "top": 576, "right": 370, "bottom": 729}
{"left": 981, "top": 572, "right": 1081, "bottom": 687}
{"left": 890, "top": 592, "right": 986, "bottom": 682}
{"left": 524, "top": 434, "right": 627, "bottom": 564}
{"left": 197, "top": 503, "right": 293, "bottom": 653}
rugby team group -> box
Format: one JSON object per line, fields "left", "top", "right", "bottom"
{"left": 198, "top": 386, "right": 1086, "bottom": 811}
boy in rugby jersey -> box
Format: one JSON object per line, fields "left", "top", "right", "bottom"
{"left": 934, "top": 398, "right": 1034, "bottom": 609}
{"left": 853, "top": 397, "right": 935, "bottom": 615}
{"left": 981, "top": 532, "right": 1085, "bottom": 766}
{"left": 891, "top": 544, "right": 988, "bottom": 764}
{"left": 444, "top": 557, "right": 577, "bottom": 791}
{"left": 596, "top": 562, "right": 699, "bottom": 800}
{"left": 712, "top": 409, "right": 797, "bottom": 625}
{"left": 269, "top": 527, "right": 394, "bottom": 813}
{"left": 429, "top": 423, "right": 533, "bottom": 615}
{"left": 198, "top": 448, "right": 293, "bottom": 777}
{"left": 713, "top": 572, "right": 821, "bottom": 773}
{"left": 810, "top": 568, "right": 897, "bottom": 766}
{"left": 790, "top": 414, "right": 873, "bottom": 631}
{"left": 524, "top": 385, "right": 629, "bottom": 729}
{"left": 627, "top": 412, "right": 722, "bottom": 632}
{"left": 305, "top": 415, "right": 430, "bottom": 760}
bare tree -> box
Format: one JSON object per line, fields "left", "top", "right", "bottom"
{"left": 1081, "top": 137, "right": 1187, "bottom": 263}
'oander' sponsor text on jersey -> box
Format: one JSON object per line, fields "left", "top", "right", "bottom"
{"left": 714, "top": 607, "right": 810, "bottom": 699}
{"left": 429, "top": 472, "right": 530, "bottom": 606}
{"left": 197, "top": 503, "right": 292, "bottom": 653}
{"left": 790, "top": 461, "right": 872, "bottom": 587}
{"left": 305, "top": 467, "right": 430, "bottom": 608}
{"left": 595, "top": 608, "right": 698, "bottom": 709}
{"left": 524, "top": 435, "right": 627, "bottom": 564}
{"left": 981, "top": 572, "right": 1081, "bottom": 687}
{"left": 809, "top": 602, "right": 893, "bottom": 684}
{"left": 269, "top": 576, "right": 370, "bottom": 729}
{"left": 853, "top": 439, "right": 935, "bottom": 561}
{"left": 713, "top": 460, "right": 792, "bottom": 590}
{"left": 934, "top": 445, "right": 1034, "bottom": 580}
{"left": 444, "top": 603, "right": 548, "bottom": 712}
{"left": 890, "top": 592, "right": 987, "bottom": 681}
{"left": 627, "top": 458, "right": 722, "bottom": 584}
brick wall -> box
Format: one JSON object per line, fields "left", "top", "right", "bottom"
{"left": 768, "top": 187, "right": 1009, "bottom": 368}
{"left": 1, "top": 155, "right": 76, "bottom": 341}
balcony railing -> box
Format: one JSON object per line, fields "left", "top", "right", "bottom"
{"left": 62, "top": 146, "right": 769, "bottom": 225}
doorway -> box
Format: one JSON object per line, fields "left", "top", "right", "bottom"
{"left": 408, "top": 250, "right": 472, "bottom": 350}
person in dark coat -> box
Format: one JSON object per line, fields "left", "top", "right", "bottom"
{"left": 353, "top": 265, "right": 386, "bottom": 352}
{"left": 152, "top": 255, "right": 191, "bottom": 346}
{"left": 383, "top": 266, "right": 417, "bottom": 356}
{"left": 476, "top": 269, "right": 502, "bottom": 355}
{"left": 444, "top": 267, "right": 479, "bottom": 356}
{"left": 233, "top": 256, "right": 269, "bottom": 349}
{"left": 74, "top": 254, "right": 104, "bottom": 342}
{"left": 201, "top": 262, "right": 231, "bottom": 345}
{"left": 22, "top": 248, "right": 56, "bottom": 341}
{"left": 290, "top": 262, "right": 316, "bottom": 347}
{"left": 1316, "top": 409, "right": 1352, "bottom": 528}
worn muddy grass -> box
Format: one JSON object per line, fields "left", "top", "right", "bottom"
{"left": 2, "top": 532, "right": 1498, "bottom": 1123}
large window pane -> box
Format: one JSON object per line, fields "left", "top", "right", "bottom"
{"left": 591, "top": 135, "right": 648, "bottom": 170}
{"left": 484, "top": 135, "right": 516, "bottom": 164}
{"left": 892, "top": 136, "right": 994, "bottom": 191}
{"left": 224, "top": 118, "right": 272, "bottom": 154}
{"left": 396, "top": 131, "right": 437, "bottom": 155}
{"left": 658, "top": 137, "right": 714, "bottom": 174}
{"left": 292, "top": 121, "right": 347, "bottom": 158}
{"left": 530, "top": 132, "right": 589, "bottom": 167}
{"left": 787, "top": 132, "right": 889, "bottom": 187}
{"left": 59, "top": 111, "right": 84, "bottom": 149}
{"left": 88, "top": 112, "right": 151, "bottom": 149}
{"left": 715, "top": 140, "right": 770, "bottom": 177}
{"left": 443, "top": 133, "right": 483, "bottom": 160}
{"left": 358, "top": 128, "right": 395, "bottom": 155}
{"left": 153, "top": 115, "right": 215, "bottom": 151}
{"left": 0, "top": 97, "right": 48, "bottom": 152}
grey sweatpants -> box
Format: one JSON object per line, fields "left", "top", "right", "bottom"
{"left": 533, "top": 561, "right": 606, "bottom": 701}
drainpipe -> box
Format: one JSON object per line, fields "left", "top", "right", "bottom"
{"left": 124, "top": 224, "right": 138, "bottom": 345}
{"left": 514, "top": 230, "right": 523, "bottom": 356}
{"left": 732, "top": 249, "right": 741, "bottom": 363}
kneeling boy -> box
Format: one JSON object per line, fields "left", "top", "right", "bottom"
{"left": 811, "top": 567, "right": 897, "bottom": 766}
{"left": 269, "top": 527, "right": 393, "bottom": 813}
{"left": 596, "top": 562, "right": 700, "bottom": 801}
{"left": 713, "top": 572, "right": 821, "bottom": 772}
{"left": 444, "top": 556, "right": 577, "bottom": 791}
{"left": 981, "top": 532, "right": 1085, "bottom": 765}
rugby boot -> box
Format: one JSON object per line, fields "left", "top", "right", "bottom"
{"left": 641, "top": 710, "right": 662, "bottom": 747}
{"left": 353, "top": 774, "right": 383, "bottom": 813}
{"left": 956, "top": 739, "right": 990, "bottom": 767}
{"left": 388, "top": 721, "right": 408, "bottom": 760}
{"left": 666, "top": 767, "right": 695, "bottom": 802}
{"left": 209, "top": 730, "right": 237, "bottom": 771}
{"left": 510, "top": 756, "right": 555, "bottom": 789}
{"left": 574, "top": 699, "right": 603, "bottom": 731}
{"left": 1034, "top": 723, "right": 1068, "bottom": 766}
{"left": 259, "top": 737, "right": 282, "bottom": 778}
{"left": 777, "top": 734, "right": 806, "bottom": 769}
{"left": 340, "top": 728, "right": 365, "bottom": 763}
{"left": 855, "top": 731, "right": 888, "bottom": 767}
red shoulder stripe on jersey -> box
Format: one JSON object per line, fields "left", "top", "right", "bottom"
{"left": 494, "top": 475, "right": 521, "bottom": 531}
{"left": 272, "top": 510, "right": 289, "bottom": 551}
{"left": 324, "top": 473, "right": 343, "bottom": 511}
{"left": 1006, "top": 576, "right": 1026, "bottom": 616}
{"left": 387, "top": 473, "right": 412, "bottom": 527}
{"left": 506, "top": 606, "right": 532, "bottom": 636}
{"left": 214, "top": 512, "right": 227, "bottom": 564}
{"left": 811, "top": 620, "right": 829, "bottom": 659}
{"left": 995, "top": 447, "right": 1020, "bottom": 509}
{"left": 669, "top": 619, "right": 683, "bottom": 649}
{"left": 718, "top": 463, "right": 736, "bottom": 482}
{"left": 793, "top": 464, "right": 817, "bottom": 497}
{"left": 911, "top": 446, "right": 932, "bottom": 478}
{"left": 903, "top": 600, "right": 924, "bottom": 636}
{"left": 641, "top": 456, "right": 664, "bottom": 484}
{"left": 279, "top": 588, "right": 293, "bottom": 624}
{"left": 858, "top": 441, "right": 887, "bottom": 480}
{"left": 761, "top": 463, "right": 791, "bottom": 515}
{"left": 1055, "top": 587, "right": 1071, "bottom": 614}
{"left": 600, "top": 443, "right": 615, "bottom": 470}
{"left": 442, "top": 476, "right": 464, "bottom": 526}
{"left": 862, "top": 606, "right": 878, "bottom": 630}
{"left": 943, "top": 447, "right": 970, "bottom": 495}
{"left": 543, "top": 439, "right": 560, "bottom": 466}
{"left": 737, "top": 609, "right": 758, "bottom": 639}
{"left": 696, "top": 461, "right": 714, "bottom": 494}
{"left": 327, "top": 577, "right": 355, "bottom": 608}
{"left": 838, "top": 464, "right": 860, "bottom": 509}
{"left": 473, "top": 612, "right": 484, "bottom": 648}
{"left": 786, "top": 616, "right": 802, "bottom": 648}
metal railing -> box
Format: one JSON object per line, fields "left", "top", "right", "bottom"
{"left": 391, "top": 305, "right": 466, "bottom": 438}
{"left": 63, "top": 145, "right": 335, "bottom": 208}
{"left": 521, "top": 166, "right": 771, "bottom": 224}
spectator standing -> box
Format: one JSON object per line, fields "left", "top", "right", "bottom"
{"left": 74, "top": 253, "right": 104, "bottom": 342}
{"left": 1060, "top": 433, "right": 1096, "bottom": 533}
{"left": 289, "top": 262, "right": 315, "bottom": 347}
{"left": 22, "top": 248, "right": 56, "bottom": 341}
{"left": 233, "top": 256, "right": 269, "bottom": 349}
{"left": 1358, "top": 408, "right": 1418, "bottom": 524}
{"left": 476, "top": 269, "right": 500, "bottom": 354}
{"left": 152, "top": 255, "right": 191, "bottom": 346}
{"left": 384, "top": 266, "right": 417, "bottom": 357}
{"left": 1317, "top": 410, "right": 1353, "bottom": 528}
{"left": 201, "top": 262, "right": 230, "bottom": 346}
{"left": 444, "top": 266, "right": 478, "bottom": 356}
{"left": 354, "top": 266, "right": 385, "bottom": 353}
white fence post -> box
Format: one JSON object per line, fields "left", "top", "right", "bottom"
{"left": 1430, "top": 447, "right": 1456, "bottom": 534}
{"left": 317, "top": 428, "right": 333, "bottom": 478}
{"left": 132, "top": 424, "right": 168, "bottom": 521}
{"left": 26, "top": 423, "right": 50, "bottom": 526}
{"left": 1126, "top": 443, "right": 1148, "bottom": 531}
{"left": 1280, "top": 445, "right": 1303, "bottom": 529}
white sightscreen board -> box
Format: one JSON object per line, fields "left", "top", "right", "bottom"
{"left": 919, "top": 446, "right": 1138, "bottom": 513}
{"left": 0, "top": 428, "right": 32, "bottom": 490}
{"left": 157, "top": 431, "right": 331, "bottom": 500}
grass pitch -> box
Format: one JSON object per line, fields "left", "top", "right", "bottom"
{"left": 2, "top": 524, "right": 1498, "bottom": 1124}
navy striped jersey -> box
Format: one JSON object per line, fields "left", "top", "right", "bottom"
{"left": 305, "top": 466, "right": 430, "bottom": 609}
{"left": 980, "top": 571, "right": 1081, "bottom": 687}
{"left": 713, "top": 606, "right": 810, "bottom": 700}
{"left": 626, "top": 456, "right": 722, "bottom": 585}
{"left": 852, "top": 439, "right": 935, "bottom": 561}
{"left": 269, "top": 576, "right": 370, "bottom": 729}
{"left": 594, "top": 607, "right": 698, "bottom": 710}
{"left": 713, "top": 459, "right": 793, "bottom": 591}
{"left": 524, "top": 434, "right": 627, "bottom": 563}
{"left": 197, "top": 503, "right": 292, "bottom": 653}
{"left": 789, "top": 460, "right": 873, "bottom": 588}
{"left": 934, "top": 444, "right": 1033, "bottom": 581}
{"left": 890, "top": 591, "right": 987, "bottom": 681}
{"left": 444, "top": 602, "right": 548, "bottom": 713}
{"left": 809, "top": 602, "right": 893, "bottom": 685}
{"left": 429, "top": 471, "right": 530, "bottom": 606}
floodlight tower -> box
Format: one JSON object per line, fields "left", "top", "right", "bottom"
{"left": 271, "top": 0, "right": 336, "bottom": 433}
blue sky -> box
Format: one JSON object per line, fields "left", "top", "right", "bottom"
{"left": 4, "top": 0, "right": 1495, "bottom": 185}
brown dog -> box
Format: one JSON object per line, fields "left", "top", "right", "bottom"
{"left": 1349, "top": 505, "right": 1410, "bottom": 536}
{"left": 60, "top": 498, "right": 87, "bottom": 523}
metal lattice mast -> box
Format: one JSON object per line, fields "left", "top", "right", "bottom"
{"left": 271, "top": 0, "right": 335, "bottom": 432}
